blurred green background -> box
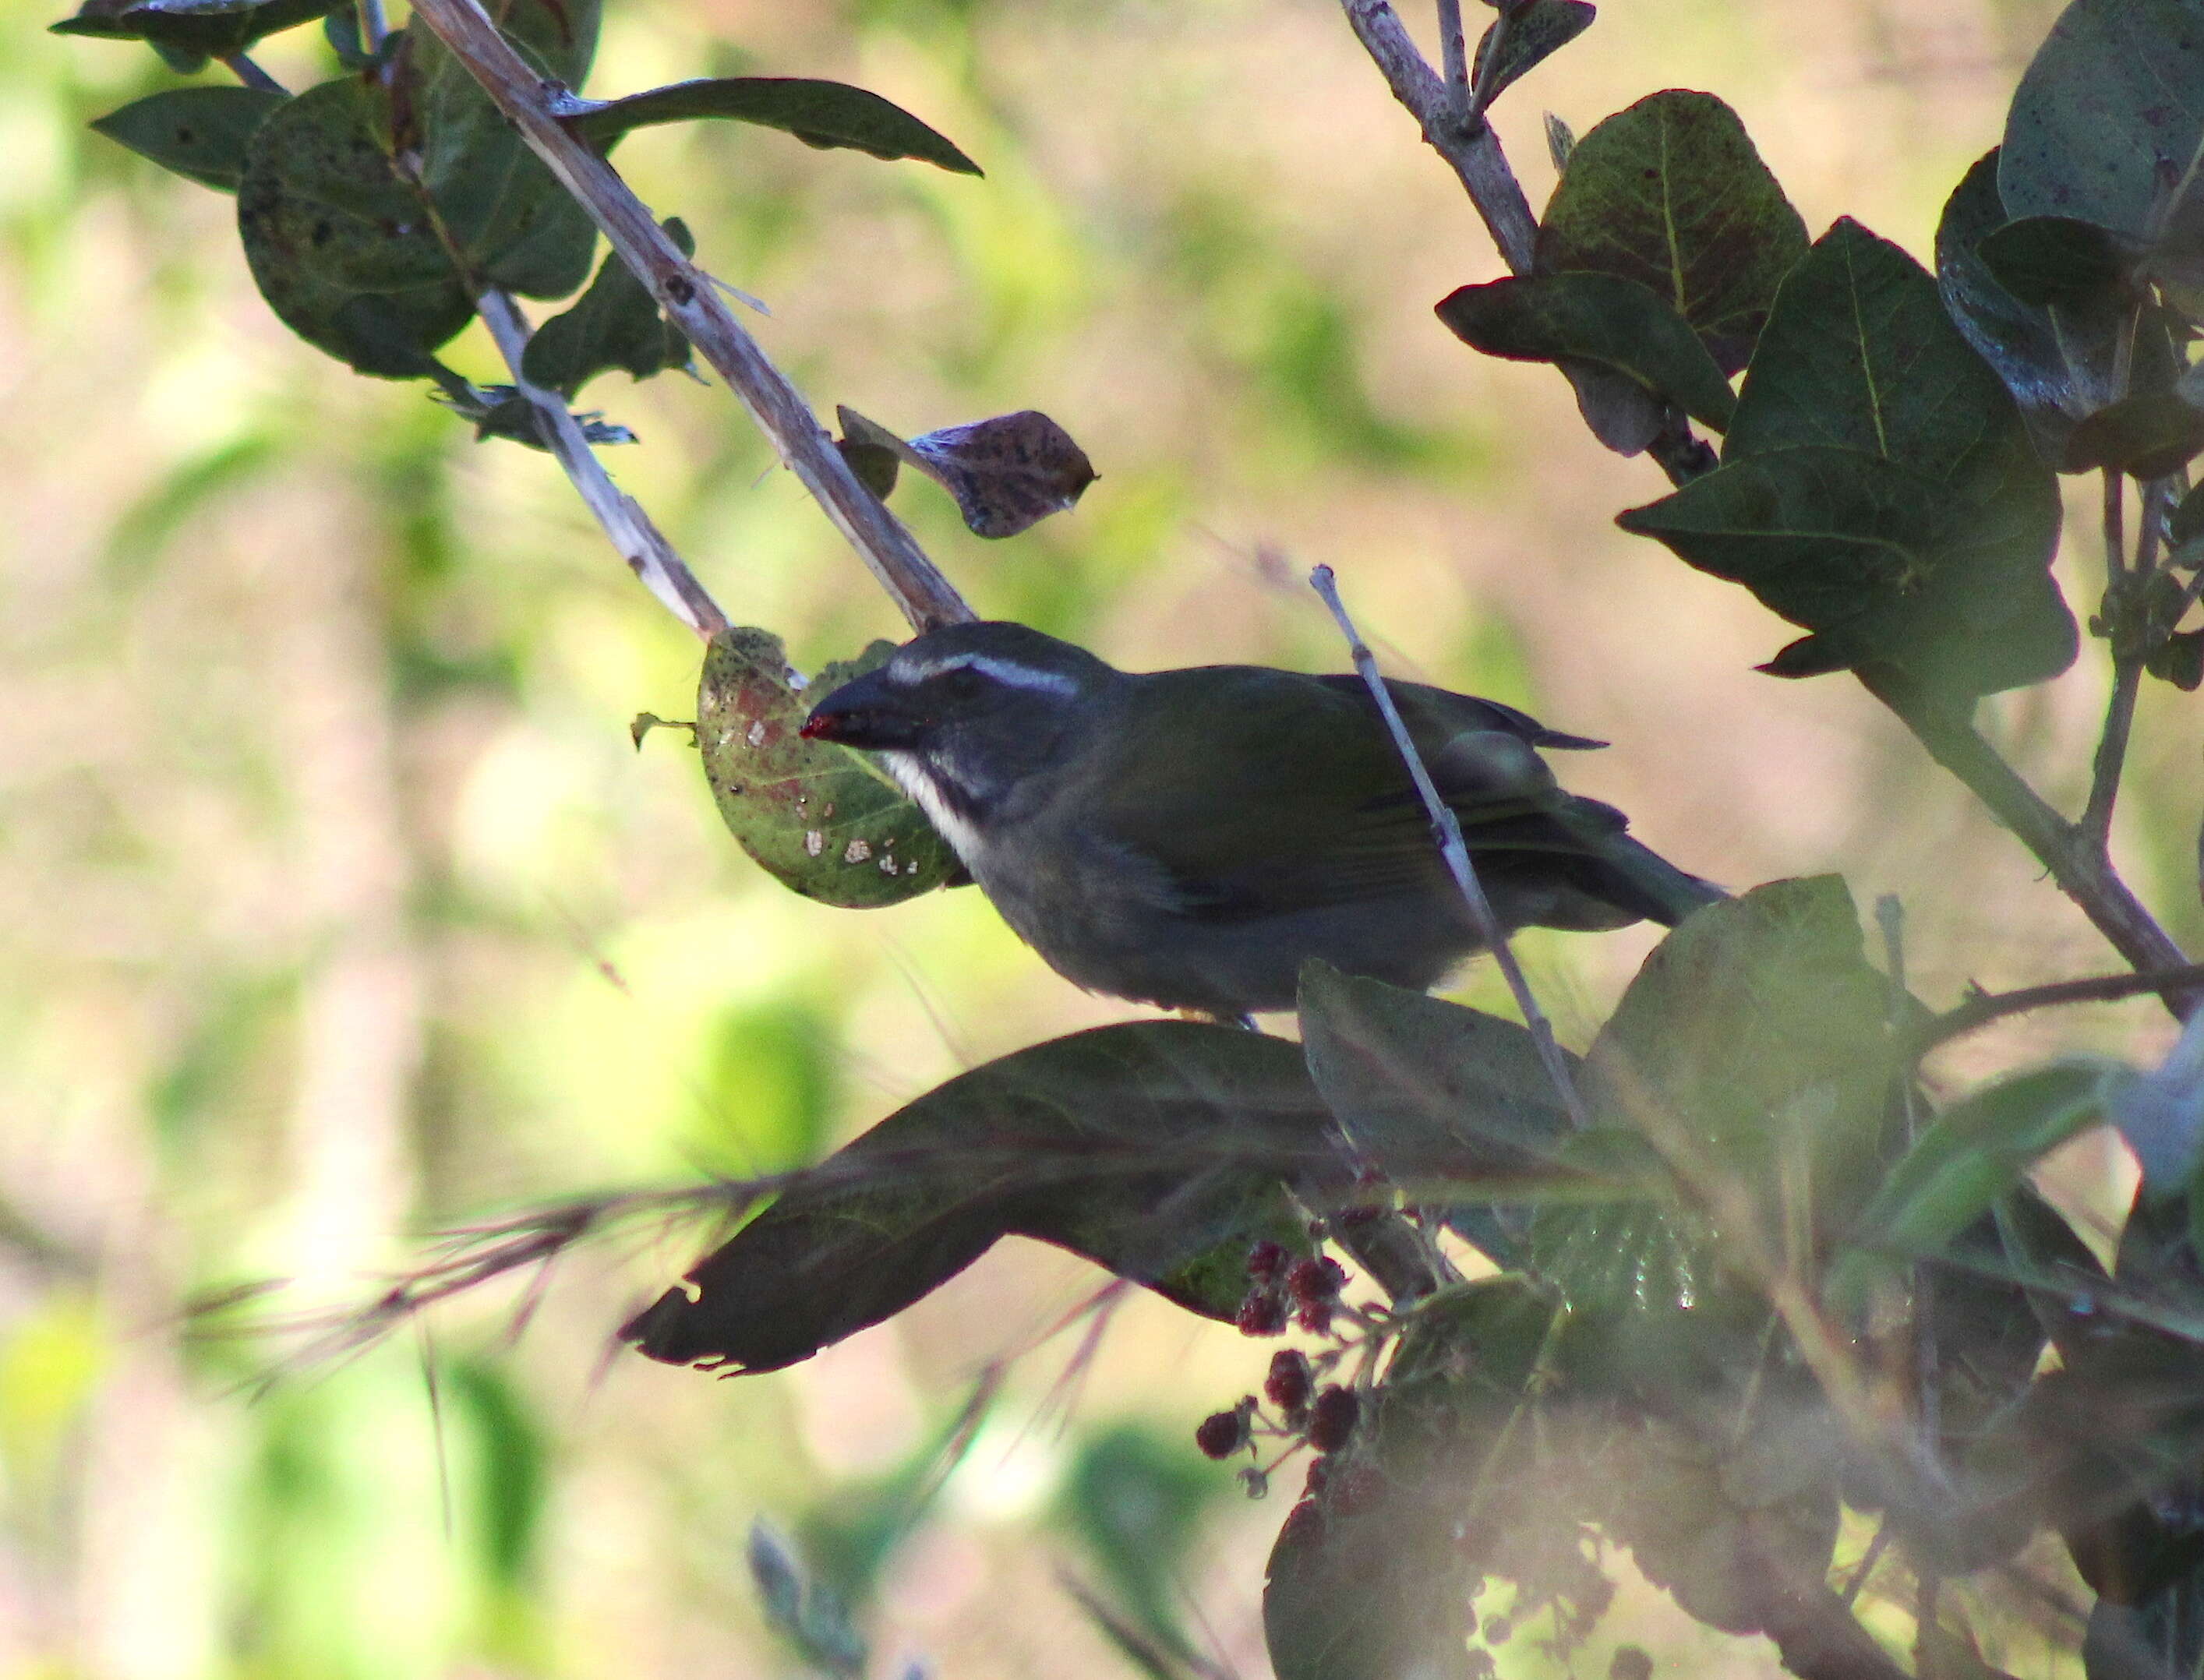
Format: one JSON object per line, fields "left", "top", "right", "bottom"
{"left": 2, "top": 0, "right": 2195, "bottom": 1675}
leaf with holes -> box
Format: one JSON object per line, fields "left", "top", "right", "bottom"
{"left": 622, "top": 1022, "right": 1334, "bottom": 1372}
{"left": 696, "top": 629, "right": 959, "bottom": 908}
{"left": 1436, "top": 272, "right": 1736, "bottom": 431}
{"left": 574, "top": 77, "right": 980, "bottom": 174}
{"left": 90, "top": 86, "right": 287, "bottom": 192}
{"left": 235, "top": 77, "right": 475, "bottom": 377}
{"left": 1535, "top": 89, "right": 1807, "bottom": 374}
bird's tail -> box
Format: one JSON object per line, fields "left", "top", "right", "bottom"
{"left": 1588, "top": 832, "right": 1729, "bottom": 927}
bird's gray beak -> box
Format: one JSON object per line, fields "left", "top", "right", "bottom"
{"left": 799, "top": 665, "right": 924, "bottom": 750}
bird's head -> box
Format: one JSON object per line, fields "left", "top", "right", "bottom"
{"left": 800, "top": 622, "right": 1118, "bottom": 821}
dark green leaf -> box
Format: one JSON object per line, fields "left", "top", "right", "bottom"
{"left": 696, "top": 628, "right": 959, "bottom": 908}
{"left": 832, "top": 407, "right": 1097, "bottom": 538}
{"left": 2000, "top": 0, "right": 2204, "bottom": 246}
{"left": 1619, "top": 444, "right": 2074, "bottom": 694}
{"left": 90, "top": 86, "right": 286, "bottom": 192}
{"left": 1581, "top": 877, "right": 1902, "bottom": 1242}
{"left": 432, "top": 383, "right": 635, "bottom": 448}
{"left": 1834, "top": 1063, "right": 2110, "bottom": 1295}
{"left": 408, "top": 12, "right": 599, "bottom": 297}
{"left": 1436, "top": 272, "right": 1737, "bottom": 431}
{"left": 51, "top": 0, "right": 339, "bottom": 71}
{"left": 1627, "top": 218, "right": 2075, "bottom": 694}
{"left": 2170, "top": 481, "right": 2204, "bottom": 550}
{"left": 1265, "top": 1279, "right": 1576, "bottom": 1680}
{"left": 521, "top": 217, "right": 694, "bottom": 398}
{"left": 1975, "top": 215, "right": 2141, "bottom": 309}
{"left": 834, "top": 406, "right": 902, "bottom": 500}
{"left": 235, "top": 78, "right": 475, "bottom": 378}
{"left": 1469, "top": 1, "right": 1595, "bottom": 105}
{"left": 1535, "top": 89, "right": 1808, "bottom": 374}
{"left": 574, "top": 77, "right": 981, "bottom": 175}
{"left": 1935, "top": 149, "right": 2128, "bottom": 464}
{"left": 2066, "top": 390, "right": 2204, "bottom": 478}
{"left": 622, "top": 1022, "right": 1335, "bottom": 1372}
{"left": 2149, "top": 628, "right": 2204, "bottom": 690}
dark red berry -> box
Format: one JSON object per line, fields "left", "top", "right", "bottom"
{"left": 1196, "top": 1408, "right": 1248, "bottom": 1459}
{"left": 1295, "top": 1297, "right": 1335, "bottom": 1335}
{"left": 1245, "top": 1239, "right": 1287, "bottom": 1282}
{"left": 1265, "top": 1349, "right": 1312, "bottom": 1414}
{"left": 1286, "top": 1257, "right": 1347, "bottom": 1304}
{"left": 1307, "top": 1385, "right": 1359, "bottom": 1452}
{"left": 1303, "top": 1456, "right": 1331, "bottom": 1497}
{"left": 1236, "top": 1287, "right": 1288, "bottom": 1336}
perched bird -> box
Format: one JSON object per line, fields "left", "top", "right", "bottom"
{"left": 800, "top": 622, "right": 1720, "bottom": 1018}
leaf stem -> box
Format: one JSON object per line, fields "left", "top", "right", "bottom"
{"left": 1308, "top": 563, "right": 1591, "bottom": 1131}
{"left": 405, "top": 0, "right": 977, "bottom": 634}
{"left": 1903, "top": 960, "right": 2204, "bottom": 1063}
{"left": 1860, "top": 666, "right": 2197, "bottom": 1018}
{"left": 1436, "top": 0, "right": 1469, "bottom": 101}
{"left": 474, "top": 289, "right": 731, "bottom": 640}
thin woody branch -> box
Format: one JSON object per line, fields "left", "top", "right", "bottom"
{"left": 475, "top": 288, "right": 730, "bottom": 639}
{"left": 406, "top": 0, "right": 977, "bottom": 635}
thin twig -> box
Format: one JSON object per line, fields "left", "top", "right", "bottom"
{"left": 355, "top": 0, "right": 388, "bottom": 48}
{"left": 1436, "top": 0, "right": 1470, "bottom": 100}
{"left": 474, "top": 290, "right": 730, "bottom": 638}
{"left": 2084, "top": 472, "right": 2153, "bottom": 848}
{"left": 1903, "top": 961, "right": 2204, "bottom": 1063}
{"left": 1859, "top": 666, "right": 2198, "bottom": 1019}
{"left": 1308, "top": 563, "right": 1591, "bottom": 1130}
{"left": 220, "top": 52, "right": 284, "bottom": 90}
{"left": 406, "top": 0, "right": 977, "bottom": 634}
{"left": 1459, "top": 3, "right": 1512, "bottom": 134}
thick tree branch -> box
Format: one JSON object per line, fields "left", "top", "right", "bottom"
{"left": 474, "top": 290, "right": 730, "bottom": 638}
{"left": 407, "top": 0, "right": 977, "bottom": 634}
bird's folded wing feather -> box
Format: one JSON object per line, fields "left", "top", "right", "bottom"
{"left": 1087, "top": 669, "right": 1623, "bottom": 920}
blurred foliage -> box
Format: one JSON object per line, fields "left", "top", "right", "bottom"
{"left": 15, "top": 0, "right": 2204, "bottom": 1678}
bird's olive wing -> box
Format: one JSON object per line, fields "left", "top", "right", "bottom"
{"left": 1090, "top": 669, "right": 1617, "bottom": 919}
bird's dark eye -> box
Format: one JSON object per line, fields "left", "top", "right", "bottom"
{"left": 936, "top": 666, "right": 991, "bottom": 702}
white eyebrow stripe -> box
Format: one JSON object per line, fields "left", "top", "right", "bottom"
{"left": 902, "top": 651, "right": 1078, "bottom": 695}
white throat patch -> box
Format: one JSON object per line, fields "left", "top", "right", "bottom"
{"left": 878, "top": 750, "right": 987, "bottom": 863}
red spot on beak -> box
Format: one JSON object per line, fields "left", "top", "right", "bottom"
{"left": 798, "top": 715, "right": 832, "bottom": 740}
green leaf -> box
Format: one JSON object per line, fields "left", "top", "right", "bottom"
{"left": 2149, "top": 628, "right": 2204, "bottom": 690}
{"left": 1974, "top": 215, "right": 2142, "bottom": 309}
{"left": 1534, "top": 89, "right": 1808, "bottom": 374}
{"left": 51, "top": 0, "right": 340, "bottom": 72}
{"left": 1935, "top": 148, "right": 2129, "bottom": 464}
{"left": 408, "top": 12, "right": 599, "bottom": 298}
{"left": 1834, "top": 1063, "right": 2110, "bottom": 1290}
{"left": 1619, "top": 445, "right": 2075, "bottom": 695}
{"left": 1296, "top": 962, "right": 1574, "bottom": 1184}
{"left": 1581, "top": 877, "right": 1903, "bottom": 1244}
{"left": 90, "top": 86, "right": 287, "bottom": 192}
{"left": 1999, "top": 0, "right": 2204, "bottom": 246}
{"left": 1468, "top": 1, "right": 1596, "bottom": 105}
{"left": 696, "top": 628, "right": 960, "bottom": 908}
{"left": 622, "top": 1022, "right": 1335, "bottom": 1372}
{"left": 235, "top": 77, "right": 475, "bottom": 378}
{"left": 574, "top": 77, "right": 981, "bottom": 175}
{"left": 2064, "top": 389, "right": 2204, "bottom": 478}
{"left": 1435, "top": 272, "right": 1737, "bottom": 431}
{"left": 521, "top": 217, "right": 694, "bottom": 398}
{"left": 1626, "top": 218, "right": 2075, "bottom": 695}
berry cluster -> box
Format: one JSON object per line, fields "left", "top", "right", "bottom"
{"left": 1195, "top": 1238, "right": 1369, "bottom": 1491}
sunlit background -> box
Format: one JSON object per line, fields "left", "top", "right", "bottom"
{"left": 2, "top": 0, "right": 2195, "bottom": 1674}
